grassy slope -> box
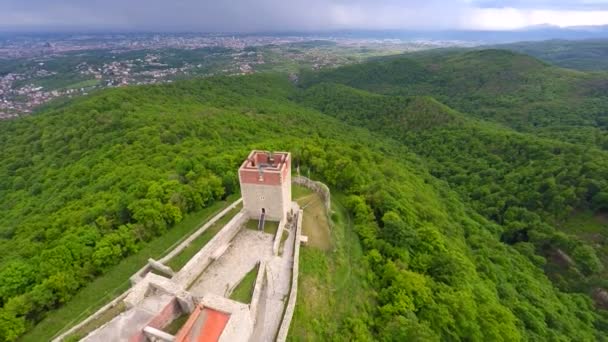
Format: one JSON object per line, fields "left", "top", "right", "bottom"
{"left": 296, "top": 188, "right": 332, "bottom": 251}
{"left": 229, "top": 264, "right": 259, "bottom": 304}
{"left": 289, "top": 187, "right": 372, "bottom": 340}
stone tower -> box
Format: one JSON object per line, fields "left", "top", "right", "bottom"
{"left": 238, "top": 150, "right": 291, "bottom": 221}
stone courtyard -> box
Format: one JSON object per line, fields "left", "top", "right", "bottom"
{"left": 188, "top": 228, "right": 274, "bottom": 298}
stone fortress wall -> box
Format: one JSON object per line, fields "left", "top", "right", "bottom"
{"left": 275, "top": 209, "right": 304, "bottom": 342}
{"left": 172, "top": 211, "right": 248, "bottom": 288}
{"left": 292, "top": 176, "right": 331, "bottom": 211}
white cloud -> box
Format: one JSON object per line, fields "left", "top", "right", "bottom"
{"left": 469, "top": 7, "right": 608, "bottom": 29}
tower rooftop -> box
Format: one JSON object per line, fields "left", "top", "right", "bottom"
{"left": 239, "top": 150, "right": 289, "bottom": 173}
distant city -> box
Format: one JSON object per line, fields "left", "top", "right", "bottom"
{"left": 0, "top": 33, "right": 476, "bottom": 119}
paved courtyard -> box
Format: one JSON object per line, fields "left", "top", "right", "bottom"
{"left": 188, "top": 228, "right": 274, "bottom": 298}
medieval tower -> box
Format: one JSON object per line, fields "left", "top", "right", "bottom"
{"left": 238, "top": 150, "right": 291, "bottom": 221}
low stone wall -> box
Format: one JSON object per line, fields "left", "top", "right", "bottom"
{"left": 293, "top": 176, "right": 330, "bottom": 211}
{"left": 249, "top": 261, "right": 267, "bottom": 323}
{"left": 124, "top": 273, "right": 180, "bottom": 309}
{"left": 173, "top": 211, "right": 247, "bottom": 288}
{"left": 131, "top": 297, "right": 182, "bottom": 342}
{"left": 275, "top": 209, "right": 303, "bottom": 342}
{"left": 272, "top": 219, "right": 286, "bottom": 256}
{"left": 131, "top": 198, "right": 243, "bottom": 285}
{"left": 51, "top": 290, "right": 131, "bottom": 342}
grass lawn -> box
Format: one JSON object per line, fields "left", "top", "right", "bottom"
{"left": 558, "top": 209, "right": 608, "bottom": 239}
{"left": 166, "top": 203, "right": 243, "bottom": 271}
{"left": 292, "top": 183, "right": 314, "bottom": 199}
{"left": 287, "top": 192, "right": 373, "bottom": 341}
{"left": 229, "top": 264, "right": 260, "bottom": 304}
{"left": 63, "top": 302, "right": 127, "bottom": 342}
{"left": 164, "top": 313, "right": 190, "bottom": 335}
{"left": 21, "top": 195, "right": 239, "bottom": 342}
{"left": 245, "top": 219, "right": 280, "bottom": 235}
{"left": 293, "top": 186, "right": 331, "bottom": 251}
{"left": 279, "top": 229, "right": 290, "bottom": 256}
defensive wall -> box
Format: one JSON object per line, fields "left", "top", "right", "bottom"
{"left": 293, "top": 176, "right": 331, "bottom": 211}
{"left": 173, "top": 211, "right": 248, "bottom": 288}
{"left": 249, "top": 261, "right": 268, "bottom": 324}
{"left": 131, "top": 198, "right": 243, "bottom": 285}
{"left": 276, "top": 209, "right": 304, "bottom": 342}
{"left": 130, "top": 297, "right": 182, "bottom": 342}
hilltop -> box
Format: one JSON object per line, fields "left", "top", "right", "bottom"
{"left": 298, "top": 83, "right": 465, "bottom": 132}
{"left": 495, "top": 39, "right": 608, "bottom": 71}
{"left": 301, "top": 49, "right": 608, "bottom": 149}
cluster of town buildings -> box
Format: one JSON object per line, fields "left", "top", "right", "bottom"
{"left": 0, "top": 48, "right": 263, "bottom": 119}
{"left": 0, "top": 33, "right": 474, "bottom": 119}
{"left": 0, "top": 34, "right": 318, "bottom": 59}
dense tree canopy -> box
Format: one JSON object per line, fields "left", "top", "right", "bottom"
{"left": 300, "top": 49, "right": 608, "bottom": 149}
{"left": 1, "top": 50, "right": 608, "bottom": 341}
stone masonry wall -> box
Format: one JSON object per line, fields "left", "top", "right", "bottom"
{"left": 130, "top": 199, "right": 243, "bottom": 285}
{"left": 173, "top": 211, "right": 247, "bottom": 288}
{"left": 275, "top": 209, "right": 303, "bottom": 342}
{"left": 241, "top": 182, "right": 287, "bottom": 221}
{"left": 292, "top": 176, "right": 330, "bottom": 211}
{"left": 129, "top": 298, "right": 181, "bottom": 342}
{"left": 249, "top": 261, "right": 267, "bottom": 323}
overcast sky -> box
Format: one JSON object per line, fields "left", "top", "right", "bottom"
{"left": 1, "top": 0, "right": 608, "bottom": 32}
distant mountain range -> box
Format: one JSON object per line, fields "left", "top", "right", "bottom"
{"left": 3, "top": 25, "right": 608, "bottom": 44}
{"left": 305, "top": 25, "right": 608, "bottom": 43}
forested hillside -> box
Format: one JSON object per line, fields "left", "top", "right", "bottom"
{"left": 1, "top": 51, "right": 608, "bottom": 341}
{"left": 298, "top": 83, "right": 608, "bottom": 294}
{"left": 296, "top": 51, "right": 608, "bottom": 338}
{"left": 301, "top": 50, "right": 608, "bottom": 149}
{"left": 496, "top": 39, "right": 608, "bottom": 71}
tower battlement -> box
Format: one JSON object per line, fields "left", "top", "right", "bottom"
{"left": 238, "top": 151, "right": 291, "bottom": 221}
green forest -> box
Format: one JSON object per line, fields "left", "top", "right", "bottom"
{"left": 1, "top": 49, "right": 608, "bottom": 341}
{"left": 496, "top": 39, "right": 608, "bottom": 72}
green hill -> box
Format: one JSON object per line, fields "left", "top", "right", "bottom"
{"left": 297, "top": 81, "right": 608, "bottom": 287}
{"left": 298, "top": 83, "right": 465, "bottom": 132}
{"left": 1, "top": 59, "right": 608, "bottom": 341}
{"left": 301, "top": 50, "right": 608, "bottom": 149}
{"left": 495, "top": 39, "right": 608, "bottom": 72}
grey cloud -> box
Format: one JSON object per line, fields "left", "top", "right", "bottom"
{"left": 0, "top": 0, "right": 606, "bottom": 32}
{"left": 0, "top": 0, "right": 469, "bottom": 31}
